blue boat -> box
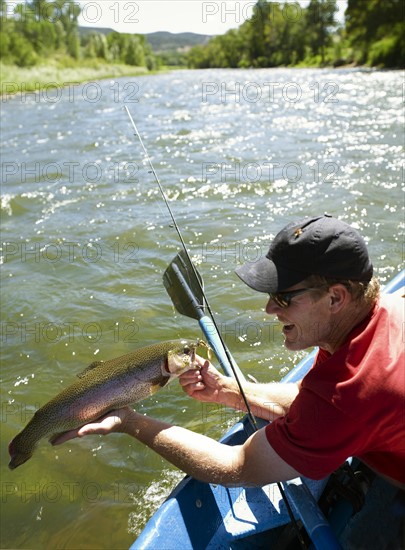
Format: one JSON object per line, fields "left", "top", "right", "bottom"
{"left": 132, "top": 269, "right": 404, "bottom": 550}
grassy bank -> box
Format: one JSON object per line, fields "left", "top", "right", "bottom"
{"left": 0, "top": 60, "right": 158, "bottom": 96}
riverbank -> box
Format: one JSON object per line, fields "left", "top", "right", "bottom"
{"left": 0, "top": 61, "right": 163, "bottom": 96}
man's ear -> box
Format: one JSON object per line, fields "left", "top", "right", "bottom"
{"left": 329, "top": 284, "right": 349, "bottom": 311}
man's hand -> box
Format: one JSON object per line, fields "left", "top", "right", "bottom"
{"left": 179, "top": 355, "right": 233, "bottom": 404}
{"left": 50, "top": 407, "right": 136, "bottom": 446}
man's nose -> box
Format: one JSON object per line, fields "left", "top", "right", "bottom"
{"left": 265, "top": 297, "right": 281, "bottom": 315}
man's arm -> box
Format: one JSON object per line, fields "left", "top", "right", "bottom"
{"left": 52, "top": 407, "right": 302, "bottom": 487}
{"left": 180, "top": 356, "right": 301, "bottom": 422}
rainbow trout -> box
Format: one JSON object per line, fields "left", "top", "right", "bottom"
{"left": 9, "top": 339, "right": 203, "bottom": 470}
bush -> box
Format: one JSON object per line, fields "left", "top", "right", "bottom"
{"left": 368, "top": 35, "right": 404, "bottom": 68}
{"left": 10, "top": 34, "right": 38, "bottom": 67}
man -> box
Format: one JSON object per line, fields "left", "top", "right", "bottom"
{"left": 53, "top": 215, "right": 405, "bottom": 489}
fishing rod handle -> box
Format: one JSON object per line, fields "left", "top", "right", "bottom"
{"left": 198, "top": 316, "right": 245, "bottom": 381}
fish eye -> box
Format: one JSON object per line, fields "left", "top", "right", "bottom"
{"left": 183, "top": 346, "right": 190, "bottom": 354}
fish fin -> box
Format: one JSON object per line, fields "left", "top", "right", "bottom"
{"left": 150, "top": 379, "right": 169, "bottom": 394}
{"left": 49, "top": 432, "right": 65, "bottom": 445}
{"left": 77, "top": 361, "right": 105, "bottom": 378}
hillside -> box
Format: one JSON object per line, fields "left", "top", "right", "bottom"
{"left": 79, "top": 27, "right": 211, "bottom": 52}
{"left": 144, "top": 31, "right": 212, "bottom": 52}
{"left": 78, "top": 26, "right": 115, "bottom": 37}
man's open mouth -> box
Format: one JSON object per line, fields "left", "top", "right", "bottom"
{"left": 283, "top": 324, "right": 295, "bottom": 334}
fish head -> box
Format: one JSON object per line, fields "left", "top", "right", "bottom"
{"left": 8, "top": 437, "right": 33, "bottom": 470}
{"left": 166, "top": 339, "right": 208, "bottom": 376}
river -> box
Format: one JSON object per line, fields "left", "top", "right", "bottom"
{"left": 1, "top": 68, "right": 403, "bottom": 549}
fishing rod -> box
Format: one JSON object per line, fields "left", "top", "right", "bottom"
{"left": 124, "top": 105, "right": 258, "bottom": 432}
{"left": 124, "top": 106, "right": 310, "bottom": 550}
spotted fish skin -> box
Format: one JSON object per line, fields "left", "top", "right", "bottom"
{"left": 8, "top": 339, "right": 201, "bottom": 470}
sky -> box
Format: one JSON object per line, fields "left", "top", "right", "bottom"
{"left": 76, "top": 0, "right": 347, "bottom": 36}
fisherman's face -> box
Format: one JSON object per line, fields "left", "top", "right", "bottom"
{"left": 266, "top": 284, "right": 333, "bottom": 351}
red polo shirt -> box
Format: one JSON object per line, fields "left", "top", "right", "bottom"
{"left": 265, "top": 294, "right": 405, "bottom": 484}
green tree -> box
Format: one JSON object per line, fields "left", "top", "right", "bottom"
{"left": 9, "top": 32, "right": 39, "bottom": 66}
{"left": 28, "top": 0, "right": 52, "bottom": 20}
{"left": 83, "top": 32, "right": 109, "bottom": 60}
{"left": 56, "top": 0, "right": 81, "bottom": 59}
{"left": 0, "top": 0, "right": 11, "bottom": 61}
{"left": 262, "top": 3, "right": 305, "bottom": 66}
{"left": 0, "top": 0, "right": 82, "bottom": 64}
{"left": 305, "top": 0, "right": 338, "bottom": 64}
{"left": 188, "top": 1, "right": 313, "bottom": 69}
{"left": 246, "top": 0, "right": 269, "bottom": 63}
{"left": 346, "top": 0, "right": 404, "bottom": 67}
{"left": 125, "top": 36, "right": 146, "bottom": 66}
{"left": 106, "top": 32, "right": 153, "bottom": 67}
{"left": 187, "top": 44, "right": 211, "bottom": 68}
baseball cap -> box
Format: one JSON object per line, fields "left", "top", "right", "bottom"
{"left": 235, "top": 215, "right": 373, "bottom": 293}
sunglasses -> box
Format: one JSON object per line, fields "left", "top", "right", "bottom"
{"left": 268, "top": 287, "right": 326, "bottom": 308}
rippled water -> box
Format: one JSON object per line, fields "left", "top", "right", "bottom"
{"left": 1, "top": 68, "right": 403, "bottom": 549}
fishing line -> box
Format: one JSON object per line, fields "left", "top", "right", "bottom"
{"left": 124, "top": 106, "right": 306, "bottom": 548}
{"left": 124, "top": 106, "right": 258, "bottom": 432}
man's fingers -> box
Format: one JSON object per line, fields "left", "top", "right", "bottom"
{"left": 179, "top": 369, "right": 202, "bottom": 385}
{"left": 195, "top": 355, "right": 210, "bottom": 368}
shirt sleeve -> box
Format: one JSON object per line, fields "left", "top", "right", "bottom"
{"left": 265, "top": 384, "right": 366, "bottom": 480}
